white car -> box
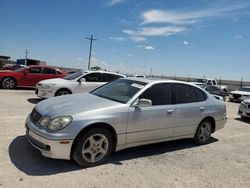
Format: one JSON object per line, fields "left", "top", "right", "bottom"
{"left": 238, "top": 98, "right": 250, "bottom": 119}
{"left": 229, "top": 86, "right": 250, "bottom": 102}
{"left": 35, "top": 70, "right": 125, "bottom": 98}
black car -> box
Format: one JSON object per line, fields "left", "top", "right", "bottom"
{"left": 204, "top": 85, "right": 227, "bottom": 101}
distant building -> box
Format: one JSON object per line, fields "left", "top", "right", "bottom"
{"left": 0, "top": 55, "right": 16, "bottom": 69}
{"left": 16, "top": 58, "right": 46, "bottom": 66}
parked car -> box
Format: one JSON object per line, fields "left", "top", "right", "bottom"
{"left": 35, "top": 70, "right": 125, "bottom": 98}
{"left": 3, "top": 64, "right": 27, "bottom": 71}
{"left": 229, "top": 86, "right": 250, "bottom": 102}
{"left": 238, "top": 98, "right": 250, "bottom": 119}
{"left": 26, "top": 78, "right": 227, "bottom": 167}
{"left": 191, "top": 78, "right": 228, "bottom": 94}
{"left": 204, "top": 85, "right": 227, "bottom": 101}
{"left": 0, "top": 65, "right": 67, "bottom": 89}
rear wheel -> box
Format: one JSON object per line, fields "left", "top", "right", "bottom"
{"left": 55, "top": 89, "right": 72, "bottom": 96}
{"left": 2, "top": 77, "right": 16, "bottom": 89}
{"left": 72, "top": 128, "right": 113, "bottom": 167}
{"left": 193, "top": 120, "right": 212, "bottom": 145}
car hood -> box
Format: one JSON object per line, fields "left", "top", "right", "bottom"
{"left": 230, "top": 91, "right": 250, "bottom": 95}
{"left": 39, "top": 78, "right": 69, "bottom": 84}
{"left": 35, "top": 93, "right": 121, "bottom": 118}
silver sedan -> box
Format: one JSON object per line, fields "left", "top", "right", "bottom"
{"left": 238, "top": 98, "right": 250, "bottom": 119}
{"left": 25, "top": 78, "right": 227, "bottom": 167}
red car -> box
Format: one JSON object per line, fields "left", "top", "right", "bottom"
{"left": 0, "top": 65, "right": 67, "bottom": 89}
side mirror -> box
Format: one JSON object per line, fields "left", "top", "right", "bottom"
{"left": 137, "top": 98, "right": 152, "bottom": 107}
{"left": 79, "top": 78, "right": 86, "bottom": 82}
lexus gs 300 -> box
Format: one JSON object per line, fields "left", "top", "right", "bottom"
{"left": 25, "top": 78, "right": 227, "bottom": 167}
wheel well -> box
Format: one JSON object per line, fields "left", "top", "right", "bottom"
{"left": 70, "top": 123, "right": 117, "bottom": 156}
{"left": 200, "top": 117, "right": 216, "bottom": 133}
{"left": 55, "top": 88, "right": 72, "bottom": 95}
{"left": 1, "top": 77, "right": 17, "bottom": 86}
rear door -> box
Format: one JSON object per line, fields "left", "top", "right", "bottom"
{"left": 42, "top": 67, "right": 58, "bottom": 81}
{"left": 21, "top": 67, "right": 43, "bottom": 86}
{"left": 127, "top": 83, "right": 175, "bottom": 143}
{"left": 76, "top": 73, "right": 104, "bottom": 93}
{"left": 172, "top": 84, "right": 208, "bottom": 136}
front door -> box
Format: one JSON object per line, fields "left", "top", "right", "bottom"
{"left": 127, "top": 83, "right": 175, "bottom": 144}
{"left": 76, "top": 73, "right": 105, "bottom": 93}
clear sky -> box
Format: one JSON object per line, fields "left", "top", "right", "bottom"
{"left": 0, "top": 0, "right": 250, "bottom": 80}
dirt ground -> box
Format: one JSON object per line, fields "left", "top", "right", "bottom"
{"left": 0, "top": 89, "right": 250, "bottom": 188}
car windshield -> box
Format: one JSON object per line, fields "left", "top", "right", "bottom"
{"left": 91, "top": 79, "right": 147, "bottom": 103}
{"left": 239, "top": 87, "right": 250, "bottom": 92}
{"left": 194, "top": 79, "right": 206, "bottom": 83}
{"left": 63, "top": 71, "right": 85, "bottom": 80}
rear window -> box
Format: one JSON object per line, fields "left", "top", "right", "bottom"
{"left": 43, "top": 67, "right": 56, "bottom": 74}
{"left": 173, "top": 84, "right": 206, "bottom": 104}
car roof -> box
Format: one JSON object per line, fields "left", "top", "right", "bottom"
{"left": 27, "top": 65, "right": 66, "bottom": 72}
{"left": 80, "top": 70, "right": 125, "bottom": 77}
{"left": 124, "top": 77, "right": 193, "bottom": 85}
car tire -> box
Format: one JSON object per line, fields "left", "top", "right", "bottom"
{"left": 2, "top": 77, "right": 16, "bottom": 89}
{"left": 55, "top": 89, "right": 72, "bottom": 96}
{"left": 193, "top": 120, "right": 212, "bottom": 145}
{"left": 72, "top": 128, "right": 113, "bottom": 167}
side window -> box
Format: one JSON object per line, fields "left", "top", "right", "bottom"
{"left": 27, "top": 67, "right": 42, "bottom": 74}
{"left": 56, "top": 70, "right": 62, "bottom": 74}
{"left": 173, "top": 84, "right": 196, "bottom": 104}
{"left": 83, "top": 73, "right": 102, "bottom": 82}
{"left": 139, "top": 83, "right": 172, "bottom": 106}
{"left": 102, "top": 73, "right": 121, "bottom": 82}
{"left": 195, "top": 87, "right": 207, "bottom": 102}
{"left": 207, "top": 80, "right": 212, "bottom": 85}
{"left": 43, "top": 68, "right": 56, "bottom": 74}
{"left": 212, "top": 80, "right": 216, "bottom": 85}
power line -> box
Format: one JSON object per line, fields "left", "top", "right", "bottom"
{"left": 86, "top": 35, "right": 97, "bottom": 70}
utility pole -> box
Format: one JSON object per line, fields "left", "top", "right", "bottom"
{"left": 86, "top": 35, "right": 97, "bottom": 70}
{"left": 24, "top": 49, "right": 28, "bottom": 66}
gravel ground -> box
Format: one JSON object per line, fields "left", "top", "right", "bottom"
{"left": 0, "top": 89, "right": 250, "bottom": 188}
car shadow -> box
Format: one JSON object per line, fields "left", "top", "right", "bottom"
{"left": 27, "top": 98, "right": 44, "bottom": 104}
{"left": 234, "top": 117, "right": 250, "bottom": 124}
{"left": 9, "top": 136, "right": 82, "bottom": 176}
{"left": 106, "top": 137, "right": 218, "bottom": 165}
{"left": 9, "top": 135, "right": 218, "bottom": 176}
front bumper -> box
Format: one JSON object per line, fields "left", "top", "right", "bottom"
{"left": 238, "top": 104, "right": 250, "bottom": 118}
{"left": 36, "top": 87, "right": 55, "bottom": 98}
{"left": 25, "top": 117, "right": 73, "bottom": 160}
{"left": 229, "top": 94, "right": 249, "bottom": 102}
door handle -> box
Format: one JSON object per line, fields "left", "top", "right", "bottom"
{"left": 166, "top": 109, "right": 175, "bottom": 114}
{"left": 200, "top": 107, "right": 205, "bottom": 111}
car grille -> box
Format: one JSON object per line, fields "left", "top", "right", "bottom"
{"left": 233, "top": 94, "right": 241, "bottom": 99}
{"left": 30, "top": 108, "right": 42, "bottom": 124}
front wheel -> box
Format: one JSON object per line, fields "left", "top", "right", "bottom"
{"left": 55, "top": 89, "right": 72, "bottom": 96}
{"left": 2, "top": 77, "right": 16, "bottom": 89}
{"left": 193, "top": 120, "right": 212, "bottom": 145}
{"left": 72, "top": 128, "right": 113, "bottom": 167}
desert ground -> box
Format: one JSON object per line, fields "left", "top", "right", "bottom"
{"left": 0, "top": 89, "right": 249, "bottom": 188}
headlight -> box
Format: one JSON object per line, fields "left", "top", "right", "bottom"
{"left": 39, "top": 117, "right": 50, "bottom": 127}
{"left": 241, "top": 101, "right": 247, "bottom": 106}
{"left": 43, "top": 83, "right": 56, "bottom": 89}
{"left": 47, "top": 116, "right": 72, "bottom": 131}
